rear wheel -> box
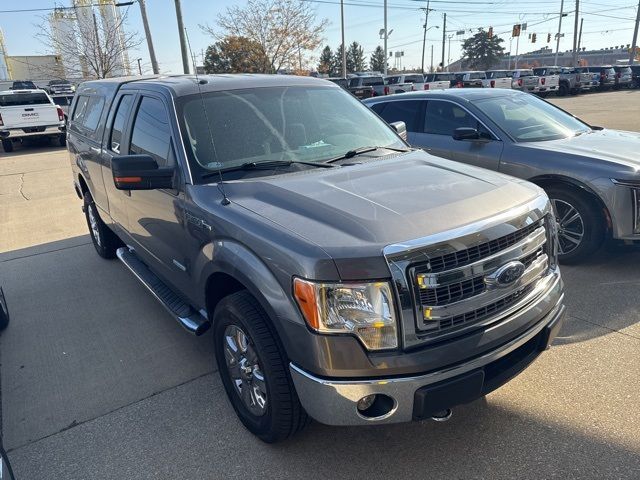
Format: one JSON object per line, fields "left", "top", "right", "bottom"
{"left": 214, "top": 291, "right": 309, "bottom": 443}
{"left": 558, "top": 82, "right": 569, "bottom": 96}
{"left": 1, "top": 139, "right": 13, "bottom": 153}
{"left": 57, "top": 134, "right": 66, "bottom": 147}
{"left": 83, "top": 191, "right": 122, "bottom": 259}
{"left": 546, "top": 187, "right": 605, "bottom": 264}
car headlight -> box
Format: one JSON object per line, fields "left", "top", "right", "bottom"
{"left": 293, "top": 278, "right": 398, "bottom": 350}
{"left": 612, "top": 180, "right": 640, "bottom": 234}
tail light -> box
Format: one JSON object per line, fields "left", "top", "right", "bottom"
{"left": 490, "top": 80, "right": 495, "bottom": 88}
{"left": 518, "top": 78, "right": 523, "bottom": 87}
{"left": 541, "top": 77, "right": 546, "bottom": 85}
{"left": 424, "top": 84, "right": 430, "bottom": 90}
{"left": 57, "top": 107, "right": 64, "bottom": 122}
{"left": 456, "top": 81, "right": 463, "bottom": 88}
{"left": 0, "top": 113, "right": 3, "bottom": 126}
{"left": 384, "top": 85, "right": 389, "bottom": 95}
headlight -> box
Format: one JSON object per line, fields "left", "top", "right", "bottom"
{"left": 612, "top": 180, "right": 640, "bottom": 234}
{"left": 293, "top": 278, "right": 398, "bottom": 350}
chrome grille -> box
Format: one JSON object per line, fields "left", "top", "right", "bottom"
{"left": 413, "top": 219, "right": 549, "bottom": 337}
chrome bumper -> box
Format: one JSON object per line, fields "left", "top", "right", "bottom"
{"left": 290, "top": 278, "right": 565, "bottom": 426}
{"left": 0, "top": 125, "right": 65, "bottom": 139}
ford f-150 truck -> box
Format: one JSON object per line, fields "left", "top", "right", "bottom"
{"left": 67, "top": 75, "right": 565, "bottom": 443}
{"left": 0, "top": 89, "right": 66, "bottom": 152}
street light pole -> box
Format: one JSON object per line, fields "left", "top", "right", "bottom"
{"left": 173, "top": 0, "right": 190, "bottom": 74}
{"left": 554, "top": 0, "right": 564, "bottom": 66}
{"left": 138, "top": 0, "right": 159, "bottom": 74}
{"left": 447, "top": 34, "right": 453, "bottom": 71}
{"left": 441, "top": 13, "right": 446, "bottom": 72}
{"left": 430, "top": 44, "right": 434, "bottom": 72}
{"left": 136, "top": 57, "right": 142, "bottom": 75}
{"left": 572, "top": 0, "right": 580, "bottom": 66}
{"left": 630, "top": 0, "right": 640, "bottom": 65}
{"left": 384, "top": 0, "right": 388, "bottom": 75}
{"left": 420, "top": 0, "right": 431, "bottom": 74}
{"left": 341, "top": 0, "right": 346, "bottom": 78}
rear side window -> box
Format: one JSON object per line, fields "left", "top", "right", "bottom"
{"left": 81, "top": 97, "right": 105, "bottom": 131}
{"left": 109, "top": 94, "right": 135, "bottom": 153}
{"left": 129, "top": 96, "right": 174, "bottom": 167}
{"left": 376, "top": 100, "right": 423, "bottom": 132}
{"left": 0, "top": 92, "right": 51, "bottom": 106}
{"left": 424, "top": 100, "right": 477, "bottom": 136}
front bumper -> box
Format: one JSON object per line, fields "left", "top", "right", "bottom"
{"left": 0, "top": 125, "right": 65, "bottom": 140}
{"left": 291, "top": 292, "right": 565, "bottom": 426}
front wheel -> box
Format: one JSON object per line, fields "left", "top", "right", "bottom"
{"left": 214, "top": 291, "right": 309, "bottom": 443}
{"left": 84, "top": 191, "right": 122, "bottom": 259}
{"left": 547, "top": 187, "right": 605, "bottom": 264}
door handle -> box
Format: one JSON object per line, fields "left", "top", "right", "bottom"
{"left": 90, "top": 146, "right": 101, "bottom": 154}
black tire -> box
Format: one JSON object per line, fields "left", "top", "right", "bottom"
{"left": 1, "top": 139, "right": 13, "bottom": 153}
{"left": 57, "top": 134, "right": 66, "bottom": 147}
{"left": 546, "top": 187, "right": 606, "bottom": 264}
{"left": 83, "top": 191, "right": 122, "bottom": 259}
{"left": 558, "top": 83, "right": 569, "bottom": 96}
{"left": 214, "top": 291, "right": 309, "bottom": 443}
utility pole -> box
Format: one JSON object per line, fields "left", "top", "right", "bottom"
{"left": 136, "top": 58, "right": 142, "bottom": 75}
{"left": 577, "top": 17, "right": 584, "bottom": 56}
{"left": 420, "top": 0, "right": 431, "bottom": 74}
{"left": 630, "top": 0, "right": 640, "bottom": 65}
{"left": 515, "top": 34, "right": 520, "bottom": 68}
{"left": 508, "top": 37, "right": 513, "bottom": 69}
{"left": 138, "top": 0, "right": 159, "bottom": 74}
{"left": 384, "top": 0, "right": 388, "bottom": 75}
{"left": 447, "top": 34, "right": 453, "bottom": 71}
{"left": 441, "top": 13, "right": 446, "bottom": 72}
{"left": 174, "top": 0, "right": 190, "bottom": 74}
{"left": 572, "top": 0, "right": 580, "bottom": 66}
{"left": 554, "top": 0, "right": 564, "bottom": 66}
{"left": 430, "top": 44, "right": 434, "bottom": 72}
{"left": 341, "top": 0, "right": 347, "bottom": 77}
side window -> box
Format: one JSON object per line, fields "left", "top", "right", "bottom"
{"left": 424, "top": 100, "right": 478, "bottom": 136}
{"left": 82, "top": 96, "right": 105, "bottom": 132}
{"left": 370, "top": 103, "right": 386, "bottom": 115}
{"left": 71, "top": 95, "right": 89, "bottom": 123}
{"left": 129, "top": 96, "right": 174, "bottom": 167}
{"left": 109, "top": 95, "right": 135, "bottom": 153}
{"left": 376, "top": 100, "right": 423, "bottom": 132}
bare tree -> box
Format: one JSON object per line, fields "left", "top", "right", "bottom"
{"left": 38, "top": 7, "right": 141, "bottom": 79}
{"left": 200, "top": 0, "right": 327, "bottom": 74}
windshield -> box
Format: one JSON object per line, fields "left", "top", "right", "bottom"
{"left": 362, "top": 77, "right": 384, "bottom": 86}
{"left": 0, "top": 92, "right": 51, "bottom": 106}
{"left": 404, "top": 75, "right": 423, "bottom": 83}
{"left": 467, "top": 72, "right": 485, "bottom": 80}
{"left": 474, "top": 94, "right": 591, "bottom": 142}
{"left": 12, "top": 81, "right": 36, "bottom": 89}
{"left": 177, "top": 86, "right": 404, "bottom": 179}
{"left": 50, "top": 80, "right": 70, "bottom": 85}
{"left": 386, "top": 76, "right": 401, "bottom": 84}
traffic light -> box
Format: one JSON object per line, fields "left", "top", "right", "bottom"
{"left": 532, "top": 33, "right": 537, "bottom": 43}
{"left": 488, "top": 27, "right": 493, "bottom": 39}
{"left": 547, "top": 33, "right": 551, "bottom": 43}
{"left": 512, "top": 24, "right": 521, "bottom": 37}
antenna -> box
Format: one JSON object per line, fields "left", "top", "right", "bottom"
{"left": 184, "top": 27, "right": 230, "bottom": 206}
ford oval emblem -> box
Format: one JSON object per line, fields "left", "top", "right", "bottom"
{"left": 486, "top": 261, "right": 526, "bottom": 288}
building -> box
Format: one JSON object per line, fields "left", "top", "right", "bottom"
{"left": 0, "top": 29, "right": 9, "bottom": 80}
{"left": 5, "top": 55, "right": 66, "bottom": 82}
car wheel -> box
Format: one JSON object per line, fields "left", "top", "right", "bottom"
{"left": 1, "top": 139, "right": 13, "bottom": 153}
{"left": 57, "top": 134, "right": 66, "bottom": 147}
{"left": 83, "top": 191, "right": 122, "bottom": 259}
{"left": 557, "top": 83, "right": 568, "bottom": 96}
{"left": 547, "top": 187, "right": 605, "bottom": 264}
{"left": 214, "top": 291, "right": 309, "bottom": 443}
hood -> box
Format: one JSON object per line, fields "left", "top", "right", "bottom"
{"left": 223, "top": 151, "right": 543, "bottom": 277}
{"left": 520, "top": 129, "right": 640, "bottom": 171}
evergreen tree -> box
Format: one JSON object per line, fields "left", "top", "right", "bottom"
{"left": 346, "top": 41, "right": 367, "bottom": 73}
{"left": 461, "top": 28, "right": 505, "bottom": 70}
{"left": 332, "top": 45, "right": 346, "bottom": 76}
{"left": 317, "top": 45, "right": 334, "bottom": 75}
{"left": 369, "top": 45, "right": 386, "bottom": 73}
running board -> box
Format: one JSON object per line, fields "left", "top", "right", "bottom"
{"left": 116, "top": 247, "right": 210, "bottom": 336}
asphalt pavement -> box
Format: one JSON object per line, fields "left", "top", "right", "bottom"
{"left": 1, "top": 91, "right": 639, "bottom": 479}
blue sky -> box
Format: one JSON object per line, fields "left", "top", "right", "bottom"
{"left": 1, "top": 0, "right": 637, "bottom": 73}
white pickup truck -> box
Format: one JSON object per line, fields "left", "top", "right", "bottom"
{"left": 423, "top": 73, "right": 451, "bottom": 90}
{"left": 483, "top": 70, "right": 513, "bottom": 89}
{"left": 385, "top": 74, "right": 425, "bottom": 94}
{"left": 532, "top": 67, "right": 560, "bottom": 96}
{"left": 0, "top": 89, "right": 66, "bottom": 152}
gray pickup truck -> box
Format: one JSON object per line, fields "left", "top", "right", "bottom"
{"left": 67, "top": 75, "right": 564, "bottom": 443}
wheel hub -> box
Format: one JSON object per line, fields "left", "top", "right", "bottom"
{"left": 551, "top": 198, "right": 585, "bottom": 256}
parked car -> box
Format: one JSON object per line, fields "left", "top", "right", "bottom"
{"left": 364, "top": 88, "right": 640, "bottom": 262}
{"left": 385, "top": 75, "right": 413, "bottom": 94}
{"left": 9, "top": 80, "right": 37, "bottom": 90}
{"left": 613, "top": 66, "right": 633, "bottom": 89}
{"left": 584, "top": 66, "right": 616, "bottom": 89}
{"left": 532, "top": 67, "right": 560, "bottom": 96}
{"left": 423, "top": 73, "right": 452, "bottom": 90}
{"left": 574, "top": 67, "right": 602, "bottom": 91}
{"left": 67, "top": 75, "right": 564, "bottom": 442}
{"left": 510, "top": 69, "right": 539, "bottom": 92}
{"left": 483, "top": 70, "right": 513, "bottom": 89}
{"left": 327, "top": 77, "right": 373, "bottom": 99}
{"left": 348, "top": 74, "right": 388, "bottom": 96}
{"left": 50, "top": 93, "right": 76, "bottom": 121}
{"left": 46, "top": 79, "right": 75, "bottom": 95}
{"left": 385, "top": 73, "right": 426, "bottom": 93}
{"left": 0, "top": 89, "right": 66, "bottom": 152}
{"left": 453, "top": 71, "right": 485, "bottom": 88}
{"left": 630, "top": 65, "right": 640, "bottom": 88}
{"left": 556, "top": 67, "right": 593, "bottom": 94}
{"left": 428, "top": 72, "right": 458, "bottom": 88}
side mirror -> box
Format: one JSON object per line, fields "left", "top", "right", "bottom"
{"left": 453, "top": 127, "right": 481, "bottom": 141}
{"left": 111, "top": 154, "right": 175, "bottom": 190}
{"left": 389, "top": 121, "right": 408, "bottom": 141}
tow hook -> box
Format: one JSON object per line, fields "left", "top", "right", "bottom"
{"left": 430, "top": 409, "right": 453, "bottom": 422}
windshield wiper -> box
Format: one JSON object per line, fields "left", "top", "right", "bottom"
{"left": 325, "top": 146, "right": 411, "bottom": 164}
{"left": 201, "top": 159, "right": 335, "bottom": 179}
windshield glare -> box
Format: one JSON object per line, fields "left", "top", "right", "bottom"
{"left": 474, "top": 94, "right": 591, "bottom": 142}
{"left": 178, "top": 86, "right": 404, "bottom": 176}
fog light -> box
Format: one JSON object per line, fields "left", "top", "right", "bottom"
{"left": 357, "top": 394, "right": 376, "bottom": 412}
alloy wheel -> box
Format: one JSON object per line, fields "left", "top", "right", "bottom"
{"left": 87, "top": 204, "right": 101, "bottom": 247}
{"left": 223, "top": 324, "right": 268, "bottom": 416}
{"left": 552, "top": 198, "right": 585, "bottom": 255}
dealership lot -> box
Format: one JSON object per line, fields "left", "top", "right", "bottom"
{"left": 1, "top": 91, "right": 639, "bottom": 479}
